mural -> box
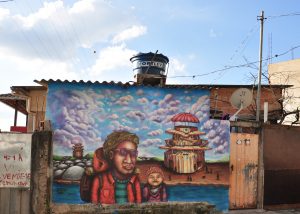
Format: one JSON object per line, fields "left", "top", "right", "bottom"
{"left": 47, "top": 82, "right": 230, "bottom": 211}
{"left": 0, "top": 133, "right": 32, "bottom": 188}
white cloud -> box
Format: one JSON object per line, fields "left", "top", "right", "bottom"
{"left": 0, "top": 8, "right": 9, "bottom": 21}
{"left": 112, "top": 25, "right": 147, "bottom": 44}
{"left": 169, "top": 58, "right": 185, "bottom": 74}
{"left": 16, "top": 1, "right": 63, "bottom": 28}
{"left": 0, "top": 49, "right": 79, "bottom": 89}
{"left": 69, "top": 0, "right": 95, "bottom": 14}
{"left": 89, "top": 44, "right": 137, "bottom": 77}
{"left": 166, "top": 58, "right": 187, "bottom": 84}
{"left": 0, "top": 0, "right": 138, "bottom": 60}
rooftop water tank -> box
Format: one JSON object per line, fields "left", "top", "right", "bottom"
{"left": 130, "top": 52, "right": 169, "bottom": 76}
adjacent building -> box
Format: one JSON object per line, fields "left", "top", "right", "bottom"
{"left": 268, "top": 58, "right": 300, "bottom": 125}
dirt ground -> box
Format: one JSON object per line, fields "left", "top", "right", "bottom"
{"left": 136, "top": 160, "right": 229, "bottom": 186}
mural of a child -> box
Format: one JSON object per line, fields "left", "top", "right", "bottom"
{"left": 142, "top": 166, "right": 168, "bottom": 202}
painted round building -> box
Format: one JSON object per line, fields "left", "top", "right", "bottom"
{"left": 160, "top": 112, "right": 210, "bottom": 174}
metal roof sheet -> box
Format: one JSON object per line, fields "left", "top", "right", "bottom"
{"left": 0, "top": 93, "right": 27, "bottom": 115}
{"left": 35, "top": 79, "right": 292, "bottom": 89}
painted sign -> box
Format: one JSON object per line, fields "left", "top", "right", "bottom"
{"left": 137, "top": 61, "right": 166, "bottom": 68}
{"left": 46, "top": 82, "right": 230, "bottom": 211}
{"left": 0, "top": 133, "right": 32, "bottom": 188}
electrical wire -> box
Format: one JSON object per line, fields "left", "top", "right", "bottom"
{"left": 14, "top": 0, "right": 57, "bottom": 61}
{"left": 13, "top": 0, "right": 54, "bottom": 60}
{"left": 58, "top": 3, "right": 92, "bottom": 69}
{"left": 168, "top": 45, "right": 300, "bottom": 79}
{"left": 229, "top": 23, "right": 260, "bottom": 63}
{"left": 267, "top": 12, "right": 300, "bottom": 19}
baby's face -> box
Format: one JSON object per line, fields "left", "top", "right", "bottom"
{"left": 147, "top": 172, "right": 163, "bottom": 187}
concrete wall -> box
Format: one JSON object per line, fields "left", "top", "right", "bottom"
{"left": 268, "top": 58, "right": 300, "bottom": 125}
{"left": 263, "top": 124, "right": 300, "bottom": 205}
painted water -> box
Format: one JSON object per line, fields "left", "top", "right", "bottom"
{"left": 52, "top": 183, "right": 228, "bottom": 212}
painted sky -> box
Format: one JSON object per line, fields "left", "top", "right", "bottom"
{"left": 2, "top": 1, "right": 299, "bottom": 131}
{"left": 46, "top": 83, "right": 228, "bottom": 160}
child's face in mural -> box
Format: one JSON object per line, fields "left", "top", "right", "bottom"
{"left": 147, "top": 172, "right": 163, "bottom": 187}
{"left": 110, "top": 141, "right": 138, "bottom": 178}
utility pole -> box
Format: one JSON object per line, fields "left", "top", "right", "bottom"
{"left": 256, "top": 11, "right": 265, "bottom": 121}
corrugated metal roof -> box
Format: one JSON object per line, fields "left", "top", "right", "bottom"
{"left": 0, "top": 93, "right": 27, "bottom": 115}
{"left": 35, "top": 79, "right": 292, "bottom": 89}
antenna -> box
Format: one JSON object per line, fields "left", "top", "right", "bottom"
{"left": 229, "top": 88, "right": 253, "bottom": 121}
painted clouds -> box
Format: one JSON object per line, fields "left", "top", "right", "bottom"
{"left": 47, "top": 83, "right": 210, "bottom": 157}
{"left": 48, "top": 88, "right": 103, "bottom": 155}
{"left": 203, "top": 119, "right": 230, "bottom": 155}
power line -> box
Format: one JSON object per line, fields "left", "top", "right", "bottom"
{"left": 23, "top": 0, "right": 61, "bottom": 61}
{"left": 168, "top": 45, "right": 300, "bottom": 79}
{"left": 267, "top": 12, "right": 300, "bottom": 19}
{"left": 13, "top": 0, "right": 54, "bottom": 60}
{"left": 35, "top": 0, "right": 84, "bottom": 68}
{"left": 229, "top": 23, "right": 260, "bottom": 63}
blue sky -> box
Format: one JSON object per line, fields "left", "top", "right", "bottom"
{"left": 0, "top": 0, "right": 300, "bottom": 131}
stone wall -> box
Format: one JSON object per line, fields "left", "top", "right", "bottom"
{"left": 51, "top": 202, "right": 219, "bottom": 214}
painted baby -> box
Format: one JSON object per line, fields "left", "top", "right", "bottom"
{"left": 142, "top": 166, "right": 167, "bottom": 202}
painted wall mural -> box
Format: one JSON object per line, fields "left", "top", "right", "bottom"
{"left": 0, "top": 133, "right": 32, "bottom": 188}
{"left": 46, "top": 82, "right": 230, "bottom": 211}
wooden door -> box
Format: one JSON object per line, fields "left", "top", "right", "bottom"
{"left": 229, "top": 133, "right": 259, "bottom": 209}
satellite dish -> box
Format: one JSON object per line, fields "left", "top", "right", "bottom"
{"left": 229, "top": 88, "right": 253, "bottom": 121}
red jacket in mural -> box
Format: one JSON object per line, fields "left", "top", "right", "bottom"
{"left": 93, "top": 147, "right": 109, "bottom": 173}
{"left": 91, "top": 171, "right": 142, "bottom": 204}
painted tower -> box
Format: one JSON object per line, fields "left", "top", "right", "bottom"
{"left": 72, "top": 143, "right": 84, "bottom": 159}
{"left": 160, "top": 112, "right": 210, "bottom": 174}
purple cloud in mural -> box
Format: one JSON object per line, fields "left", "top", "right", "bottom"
{"left": 137, "top": 97, "right": 149, "bottom": 104}
{"left": 136, "top": 89, "right": 144, "bottom": 96}
{"left": 189, "top": 95, "right": 210, "bottom": 123}
{"left": 147, "top": 129, "right": 163, "bottom": 136}
{"left": 108, "top": 120, "right": 138, "bottom": 133}
{"left": 140, "top": 138, "right": 163, "bottom": 147}
{"left": 108, "top": 114, "right": 119, "bottom": 119}
{"left": 126, "top": 110, "right": 146, "bottom": 121}
{"left": 47, "top": 83, "right": 230, "bottom": 211}
{"left": 203, "top": 119, "right": 230, "bottom": 155}
{"left": 115, "top": 95, "right": 133, "bottom": 106}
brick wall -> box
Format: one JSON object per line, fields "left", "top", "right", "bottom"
{"left": 210, "top": 87, "right": 282, "bottom": 121}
